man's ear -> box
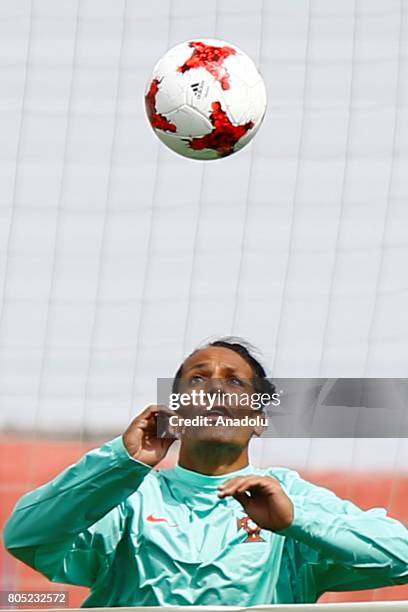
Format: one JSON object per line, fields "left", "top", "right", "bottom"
{"left": 253, "top": 410, "right": 267, "bottom": 437}
{"left": 253, "top": 424, "right": 267, "bottom": 437}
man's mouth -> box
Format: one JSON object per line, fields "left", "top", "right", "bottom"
{"left": 205, "top": 405, "right": 233, "bottom": 419}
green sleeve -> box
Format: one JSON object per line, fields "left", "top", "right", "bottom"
{"left": 278, "top": 470, "right": 408, "bottom": 601}
{"left": 2, "top": 436, "right": 151, "bottom": 587}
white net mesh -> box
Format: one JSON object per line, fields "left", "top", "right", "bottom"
{"left": 0, "top": 0, "right": 407, "bottom": 437}
{"left": 0, "top": 0, "right": 408, "bottom": 596}
{"left": 0, "top": 0, "right": 407, "bottom": 603}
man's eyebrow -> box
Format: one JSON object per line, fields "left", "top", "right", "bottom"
{"left": 183, "top": 363, "right": 250, "bottom": 376}
{"left": 183, "top": 362, "right": 210, "bottom": 372}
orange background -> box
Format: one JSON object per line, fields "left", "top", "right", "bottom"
{"left": 1, "top": 437, "right": 407, "bottom": 607}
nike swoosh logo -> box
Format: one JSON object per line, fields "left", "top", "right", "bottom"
{"left": 146, "top": 513, "right": 177, "bottom": 527}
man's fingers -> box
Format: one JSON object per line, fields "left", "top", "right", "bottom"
{"left": 139, "top": 404, "right": 174, "bottom": 420}
{"left": 132, "top": 405, "right": 174, "bottom": 429}
{"left": 218, "top": 476, "right": 257, "bottom": 497}
{"left": 158, "top": 417, "right": 180, "bottom": 440}
{"left": 232, "top": 490, "right": 251, "bottom": 509}
{"left": 218, "top": 475, "right": 279, "bottom": 498}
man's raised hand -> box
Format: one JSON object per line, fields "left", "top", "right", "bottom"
{"left": 122, "top": 405, "right": 176, "bottom": 467}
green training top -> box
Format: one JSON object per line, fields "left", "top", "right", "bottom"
{"left": 3, "top": 436, "right": 408, "bottom": 606}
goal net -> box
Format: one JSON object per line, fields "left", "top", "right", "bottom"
{"left": 0, "top": 0, "right": 407, "bottom": 607}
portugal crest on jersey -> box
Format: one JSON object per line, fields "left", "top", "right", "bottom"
{"left": 237, "top": 516, "right": 265, "bottom": 543}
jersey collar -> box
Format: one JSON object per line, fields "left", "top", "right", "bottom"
{"left": 170, "top": 462, "right": 254, "bottom": 489}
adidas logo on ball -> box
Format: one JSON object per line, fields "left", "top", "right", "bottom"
{"left": 190, "top": 81, "right": 205, "bottom": 99}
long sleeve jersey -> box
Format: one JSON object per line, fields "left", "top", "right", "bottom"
{"left": 3, "top": 436, "right": 408, "bottom": 607}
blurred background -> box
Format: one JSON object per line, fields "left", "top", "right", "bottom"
{"left": 0, "top": 0, "right": 407, "bottom": 606}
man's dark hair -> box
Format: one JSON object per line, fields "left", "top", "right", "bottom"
{"left": 171, "top": 337, "right": 276, "bottom": 403}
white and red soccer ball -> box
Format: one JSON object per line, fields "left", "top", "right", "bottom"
{"left": 144, "top": 39, "right": 267, "bottom": 160}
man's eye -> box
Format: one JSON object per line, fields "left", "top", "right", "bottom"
{"left": 189, "top": 375, "right": 205, "bottom": 384}
{"left": 228, "top": 377, "right": 244, "bottom": 387}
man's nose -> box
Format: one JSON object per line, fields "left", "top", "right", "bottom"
{"left": 204, "top": 378, "right": 225, "bottom": 395}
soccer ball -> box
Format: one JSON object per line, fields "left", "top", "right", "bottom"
{"left": 144, "top": 39, "right": 267, "bottom": 161}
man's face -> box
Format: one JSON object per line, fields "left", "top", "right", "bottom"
{"left": 173, "top": 346, "right": 264, "bottom": 445}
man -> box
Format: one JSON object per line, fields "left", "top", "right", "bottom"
{"left": 3, "top": 338, "right": 408, "bottom": 606}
